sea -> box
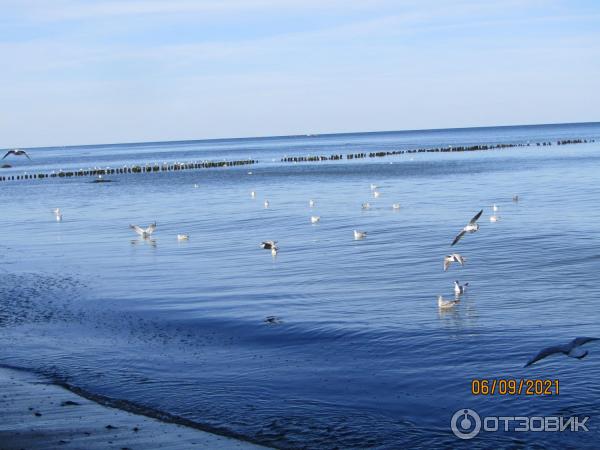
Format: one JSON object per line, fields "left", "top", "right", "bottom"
{"left": 1, "top": 122, "right": 600, "bottom": 449}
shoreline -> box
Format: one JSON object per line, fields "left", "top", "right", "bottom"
{"left": 0, "top": 365, "right": 269, "bottom": 450}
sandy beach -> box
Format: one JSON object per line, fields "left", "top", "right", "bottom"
{"left": 0, "top": 366, "right": 268, "bottom": 450}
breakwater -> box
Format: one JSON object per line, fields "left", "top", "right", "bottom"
{"left": 0, "top": 159, "right": 257, "bottom": 182}
{"left": 280, "top": 138, "right": 595, "bottom": 163}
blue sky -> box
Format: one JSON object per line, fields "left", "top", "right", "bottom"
{"left": 1, "top": 0, "right": 599, "bottom": 147}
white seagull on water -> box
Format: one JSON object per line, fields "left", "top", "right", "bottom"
{"left": 310, "top": 215, "right": 320, "bottom": 224}
{"left": 309, "top": 199, "right": 315, "bottom": 208}
{"left": 354, "top": 230, "right": 367, "bottom": 240}
{"left": 438, "top": 296, "right": 460, "bottom": 309}
{"left": 130, "top": 222, "right": 156, "bottom": 238}
{"left": 443, "top": 253, "right": 465, "bottom": 271}
{"left": 53, "top": 208, "right": 62, "bottom": 222}
{"left": 454, "top": 281, "right": 469, "bottom": 295}
{"left": 451, "top": 209, "right": 483, "bottom": 246}
{"left": 524, "top": 337, "right": 599, "bottom": 367}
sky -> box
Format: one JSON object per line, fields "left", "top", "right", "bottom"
{"left": 1, "top": 0, "right": 599, "bottom": 147}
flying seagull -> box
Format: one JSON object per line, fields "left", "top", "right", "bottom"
{"left": 309, "top": 199, "right": 315, "bottom": 208}
{"left": 3, "top": 149, "right": 31, "bottom": 160}
{"left": 454, "top": 281, "right": 469, "bottom": 295}
{"left": 524, "top": 337, "right": 599, "bottom": 367}
{"left": 438, "top": 296, "right": 460, "bottom": 309}
{"left": 130, "top": 222, "right": 156, "bottom": 238}
{"left": 177, "top": 234, "right": 189, "bottom": 241}
{"left": 310, "top": 215, "right": 320, "bottom": 224}
{"left": 451, "top": 209, "right": 483, "bottom": 246}
{"left": 260, "top": 240, "right": 277, "bottom": 249}
{"left": 444, "top": 253, "right": 465, "bottom": 271}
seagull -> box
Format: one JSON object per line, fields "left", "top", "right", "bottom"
{"left": 194, "top": 184, "right": 199, "bottom": 188}
{"left": 271, "top": 246, "right": 278, "bottom": 257}
{"left": 309, "top": 199, "right": 315, "bottom": 208}
{"left": 454, "top": 281, "right": 469, "bottom": 295}
{"left": 53, "top": 208, "right": 62, "bottom": 222}
{"left": 260, "top": 240, "right": 277, "bottom": 249}
{"left": 361, "top": 202, "right": 371, "bottom": 210}
{"left": 489, "top": 215, "right": 499, "bottom": 223}
{"left": 2, "top": 149, "right": 31, "bottom": 160}
{"left": 129, "top": 222, "right": 156, "bottom": 238}
{"left": 264, "top": 316, "right": 282, "bottom": 324}
{"left": 438, "top": 296, "right": 460, "bottom": 309}
{"left": 451, "top": 209, "right": 483, "bottom": 246}
{"left": 251, "top": 191, "right": 256, "bottom": 198}
{"left": 177, "top": 234, "right": 189, "bottom": 241}
{"left": 370, "top": 184, "right": 379, "bottom": 191}
{"left": 524, "top": 337, "right": 600, "bottom": 367}
{"left": 264, "top": 200, "right": 270, "bottom": 208}
{"left": 492, "top": 204, "right": 499, "bottom": 212}
{"left": 392, "top": 203, "right": 401, "bottom": 210}
{"left": 310, "top": 215, "right": 320, "bottom": 224}
{"left": 444, "top": 253, "right": 465, "bottom": 271}
{"left": 354, "top": 230, "right": 367, "bottom": 240}
{"left": 512, "top": 195, "right": 520, "bottom": 202}
{"left": 373, "top": 190, "right": 381, "bottom": 198}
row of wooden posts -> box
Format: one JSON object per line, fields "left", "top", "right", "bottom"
{"left": 0, "top": 159, "right": 256, "bottom": 182}
{"left": 280, "top": 139, "right": 595, "bottom": 163}
{"left": 0, "top": 137, "right": 596, "bottom": 182}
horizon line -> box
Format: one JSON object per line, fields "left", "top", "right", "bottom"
{"left": 7, "top": 120, "right": 600, "bottom": 151}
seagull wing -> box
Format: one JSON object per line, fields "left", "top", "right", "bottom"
{"left": 144, "top": 222, "right": 157, "bottom": 235}
{"left": 443, "top": 257, "right": 451, "bottom": 271}
{"left": 451, "top": 231, "right": 466, "bottom": 246}
{"left": 23, "top": 151, "right": 32, "bottom": 160}
{"left": 2, "top": 150, "right": 13, "bottom": 159}
{"left": 524, "top": 345, "right": 568, "bottom": 367}
{"left": 130, "top": 224, "right": 144, "bottom": 236}
{"left": 455, "top": 254, "right": 465, "bottom": 265}
{"left": 469, "top": 209, "right": 483, "bottom": 225}
{"left": 571, "top": 337, "right": 600, "bottom": 348}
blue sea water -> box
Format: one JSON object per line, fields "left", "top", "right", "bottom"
{"left": 1, "top": 122, "right": 600, "bottom": 449}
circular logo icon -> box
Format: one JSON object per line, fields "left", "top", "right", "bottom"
{"left": 451, "top": 408, "right": 481, "bottom": 439}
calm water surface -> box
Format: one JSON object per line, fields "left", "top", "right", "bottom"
{"left": 1, "top": 123, "right": 600, "bottom": 449}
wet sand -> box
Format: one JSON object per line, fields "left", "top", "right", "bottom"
{"left": 0, "top": 367, "right": 269, "bottom": 450}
